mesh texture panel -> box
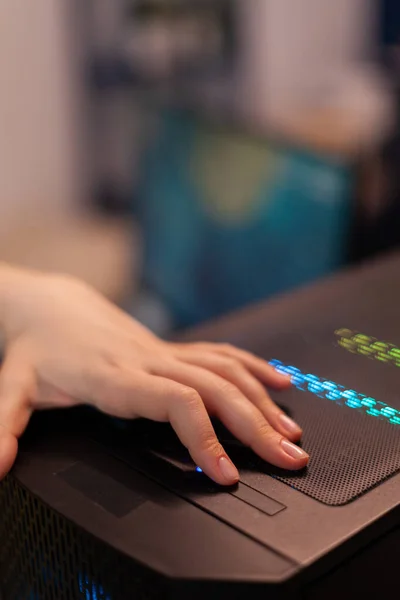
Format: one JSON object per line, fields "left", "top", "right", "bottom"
{"left": 266, "top": 391, "right": 400, "bottom": 505}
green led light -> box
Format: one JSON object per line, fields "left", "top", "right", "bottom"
{"left": 335, "top": 328, "right": 353, "bottom": 338}
{"left": 354, "top": 334, "right": 371, "bottom": 344}
{"left": 359, "top": 345, "right": 374, "bottom": 356}
{"left": 377, "top": 353, "right": 390, "bottom": 362}
{"left": 339, "top": 339, "right": 357, "bottom": 352}
{"left": 335, "top": 329, "right": 400, "bottom": 369}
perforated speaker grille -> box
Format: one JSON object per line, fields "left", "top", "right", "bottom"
{"left": 95, "top": 386, "right": 400, "bottom": 508}
{"left": 264, "top": 389, "right": 400, "bottom": 506}
{"left": 0, "top": 476, "right": 164, "bottom": 600}
{"left": 236, "top": 324, "right": 400, "bottom": 506}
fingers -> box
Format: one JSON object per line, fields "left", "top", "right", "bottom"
{"left": 152, "top": 361, "right": 309, "bottom": 470}
{"left": 217, "top": 344, "right": 293, "bottom": 389}
{"left": 86, "top": 366, "right": 239, "bottom": 486}
{"left": 0, "top": 352, "right": 34, "bottom": 479}
{"left": 177, "top": 342, "right": 291, "bottom": 390}
{"left": 176, "top": 350, "right": 302, "bottom": 441}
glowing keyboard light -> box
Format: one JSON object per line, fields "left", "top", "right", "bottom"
{"left": 361, "top": 397, "right": 376, "bottom": 408}
{"left": 268, "top": 359, "right": 400, "bottom": 427}
{"left": 335, "top": 329, "right": 400, "bottom": 368}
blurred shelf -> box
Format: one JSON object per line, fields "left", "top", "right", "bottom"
{"left": 88, "top": 59, "right": 394, "bottom": 161}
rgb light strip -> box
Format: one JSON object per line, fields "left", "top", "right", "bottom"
{"left": 269, "top": 359, "right": 400, "bottom": 427}
{"left": 335, "top": 328, "right": 400, "bottom": 367}
{"left": 78, "top": 573, "right": 111, "bottom": 600}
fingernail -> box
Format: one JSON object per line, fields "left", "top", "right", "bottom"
{"left": 280, "top": 439, "right": 309, "bottom": 461}
{"left": 219, "top": 456, "right": 240, "bottom": 483}
{"left": 275, "top": 371, "right": 291, "bottom": 381}
{"left": 279, "top": 413, "right": 302, "bottom": 436}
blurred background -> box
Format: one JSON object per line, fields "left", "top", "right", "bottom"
{"left": 2, "top": 0, "right": 400, "bottom": 334}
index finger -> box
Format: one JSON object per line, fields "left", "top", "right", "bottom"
{"left": 0, "top": 353, "right": 34, "bottom": 479}
{"left": 86, "top": 367, "right": 240, "bottom": 486}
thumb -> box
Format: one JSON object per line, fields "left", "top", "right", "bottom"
{"left": 0, "top": 350, "right": 34, "bottom": 479}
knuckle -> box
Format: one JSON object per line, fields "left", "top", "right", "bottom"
{"left": 215, "top": 379, "right": 239, "bottom": 398}
{"left": 251, "top": 378, "right": 270, "bottom": 397}
{"left": 222, "top": 358, "right": 241, "bottom": 372}
{"left": 177, "top": 385, "right": 202, "bottom": 410}
{"left": 199, "top": 432, "right": 222, "bottom": 455}
{"left": 256, "top": 420, "right": 278, "bottom": 443}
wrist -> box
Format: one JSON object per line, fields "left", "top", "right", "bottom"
{"left": 0, "top": 263, "right": 15, "bottom": 331}
{"left": 0, "top": 263, "right": 37, "bottom": 339}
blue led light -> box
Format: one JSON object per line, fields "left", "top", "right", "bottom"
{"left": 306, "top": 375, "right": 325, "bottom": 396}
{"left": 285, "top": 366, "right": 301, "bottom": 376}
{"left": 292, "top": 373, "right": 306, "bottom": 388}
{"left": 367, "top": 408, "right": 382, "bottom": 417}
{"left": 361, "top": 397, "right": 376, "bottom": 408}
{"left": 78, "top": 573, "right": 112, "bottom": 600}
{"left": 346, "top": 398, "right": 363, "bottom": 409}
{"left": 196, "top": 466, "right": 203, "bottom": 473}
{"left": 322, "top": 381, "right": 342, "bottom": 401}
{"left": 269, "top": 359, "right": 400, "bottom": 427}
{"left": 269, "top": 359, "right": 281, "bottom": 367}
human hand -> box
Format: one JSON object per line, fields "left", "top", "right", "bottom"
{"left": 0, "top": 267, "right": 309, "bottom": 484}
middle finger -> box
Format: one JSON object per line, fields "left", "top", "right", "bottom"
{"left": 152, "top": 361, "right": 309, "bottom": 471}
{"left": 175, "top": 350, "right": 302, "bottom": 441}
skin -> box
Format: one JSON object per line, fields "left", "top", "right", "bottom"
{"left": 0, "top": 264, "right": 309, "bottom": 485}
